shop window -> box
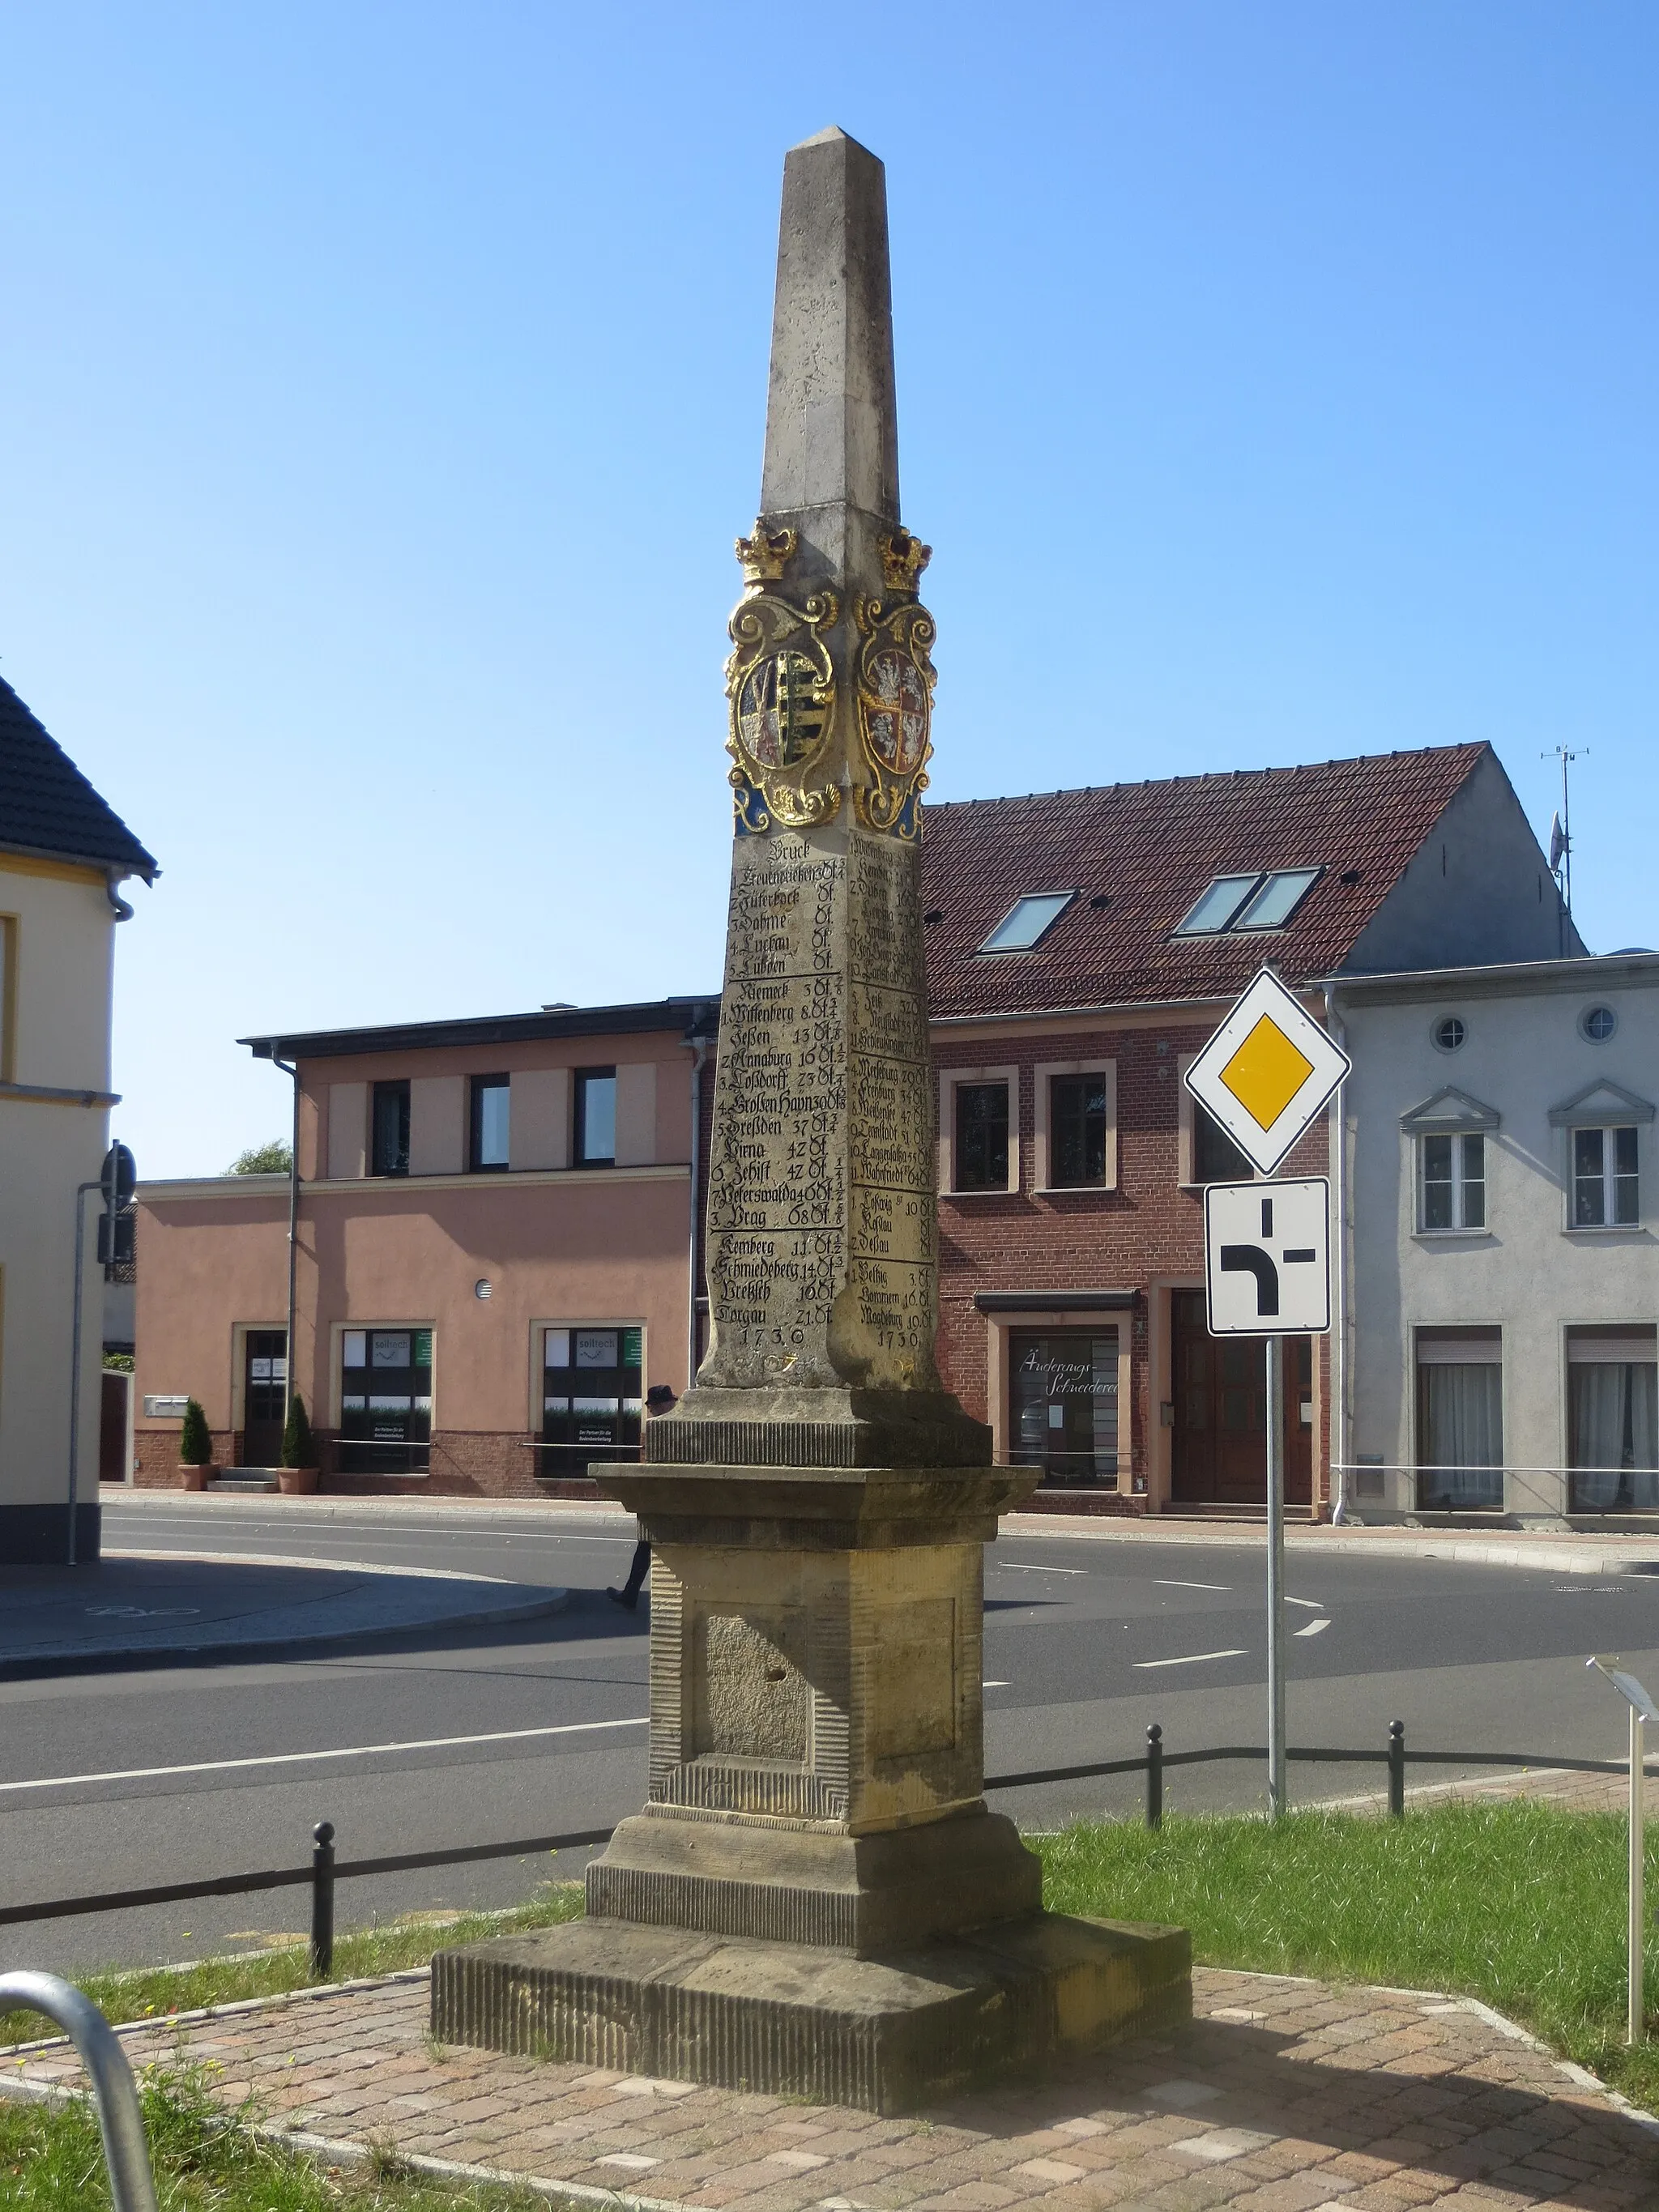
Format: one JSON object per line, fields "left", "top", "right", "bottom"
{"left": 955, "top": 1081, "right": 1010, "bottom": 1191}
{"left": 575, "top": 1068, "right": 616, "bottom": 1166}
{"left": 1050, "top": 1074, "right": 1108, "bottom": 1187}
{"left": 1568, "top": 1328, "right": 1658, "bottom": 1512}
{"left": 1419, "top": 1132, "right": 1486, "bottom": 1231}
{"left": 470, "top": 1076, "right": 510, "bottom": 1171}
{"left": 541, "top": 1326, "right": 642, "bottom": 1470}
{"left": 1572, "top": 1126, "right": 1640, "bottom": 1228}
{"left": 340, "top": 1328, "right": 432, "bottom": 1472}
{"left": 371, "top": 1082, "right": 410, "bottom": 1178}
{"left": 1416, "top": 1328, "right": 1502, "bottom": 1511}
{"left": 1009, "top": 1328, "right": 1119, "bottom": 1487}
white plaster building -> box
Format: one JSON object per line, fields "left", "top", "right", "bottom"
{"left": 0, "top": 672, "right": 155, "bottom": 1562}
{"left": 1331, "top": 951, "right": 1658, "bottom": 1524}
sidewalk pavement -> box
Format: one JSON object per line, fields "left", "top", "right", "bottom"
{"left": 102, "top": 1485, "right": 1659, "bottom": 1575}
{"left": 0, "top": 1554, "right": 566, "bottom": 1667}
{"left": 6, "top": 1960, "right": 1655, "bottom": 2209}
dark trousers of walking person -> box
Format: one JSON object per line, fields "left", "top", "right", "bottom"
{"left": 608, "top": 1536, "right": 650, "bottom": 1612}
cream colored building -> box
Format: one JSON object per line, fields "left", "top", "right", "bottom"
{"left": 0, "top": 671, "right": 155, "bottom": 1562}
{"left": 1333, "top": 951, "right": 1657, "bottom": 1524}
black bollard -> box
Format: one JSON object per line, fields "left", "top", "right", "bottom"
{"left": 1388, "top": 1720, "right": 1405, "bottom": 1820}
{"left": 310, "top": 1821, "right": 335, "bottom": 1980}
{"left": 1146, "top": 1723, "right": 1164, "bottom": 1831}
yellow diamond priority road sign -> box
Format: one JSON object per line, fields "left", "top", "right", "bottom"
{"left": 1183, "top": 968, "right": 1351, "bottom": 1174}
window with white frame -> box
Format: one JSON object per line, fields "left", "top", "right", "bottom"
{"left": 1419, "top": 1132, "right": 1486, "bottom": 1231}
{"left": 1568, "top": 1328, "right": 1658, "bottom": 1512}
{"left": 1416, "top": 1328, "right": 1503, "bottom": 1511}
{"left": 1572, "top": 1126, "right": 1640, "bottom": 1228}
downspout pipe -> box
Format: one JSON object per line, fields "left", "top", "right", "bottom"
{"left": 1323, "top": 986, "right": 1352, "bottom": 1523}
{"left": 684, "top": 1017, "right": 711, "bottom": 1390}
{"left": 272, "top": 1056, "right": 301, "bottom": 1426}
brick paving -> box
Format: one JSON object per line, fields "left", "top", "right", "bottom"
{"left": 6, "top": 1965, "right": 1657, "bottom": 2209}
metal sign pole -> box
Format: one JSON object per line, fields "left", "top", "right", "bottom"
{"left": 1266, "top": 1332, "right": 1286, "bottom": 1820}
{"left": 1631, "top": 1703, "right": 1645, "bottom": 2046}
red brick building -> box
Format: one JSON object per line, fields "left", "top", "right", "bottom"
{"left": 919, "top": 744, "right": 1576, "bottom": 1515}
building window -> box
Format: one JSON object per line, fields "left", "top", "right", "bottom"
{"left": 1419, "top": 1133, "right": 1486, "bottom": 1231}
{"left": 339, "top": 1328, "right": 432, "bottom": 1473}
{"left": 1194, "top": 1102, "right": 1253, "bottom": 1184}
{"left": 1049, "top": 1073, "right": 1108, "bottom": 1187}
{"left": 977, "top": 892, "right": 1077, "bottom": 954}
{"left": 956, "top": 1081, "right": 1010, "bottom": 1191}
{"left": 1416, "top": 1328, "right": 1503, "bottom": 1511}
{"left": 470, "top": 1075, "right": 510, "bottom": 1171}
{"left": 575, "top": 1068, "right": 616, "bottom": 1166}
{"left": 541, "top": 1326, "right": 642, "bottom": 1469}
{"left": 371, "top": 1081, "right": 410, "bottom": 1178}
{"left": 1573, "top": 1127, "right": 1639, "bottom": 1227}
{"left": 1009, "top": 1329, "right": 1118, "bottom": 1487}
{"left": 1173, "top": 867, "right": 1320, "bottom": 936}
{"left": 1431, "top": 1016, "right": 1466, "bottom": 1053}
{"left": 1580, "top": 1004, "right": 1618, "bottom": 1044}
{"left": 1569, "top": 1328, "right": 1659, "bottom": 1512}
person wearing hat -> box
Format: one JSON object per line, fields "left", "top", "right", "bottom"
{"left": 607, "top": 1383, "right": 676, "bottom": 1610}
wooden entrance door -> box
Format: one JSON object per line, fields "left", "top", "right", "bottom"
{"left": 242, "top": 1330, "right": 288, "bottom": 1467}
{"left": 1171, "top": 1291, "right": 1312, "bottom": 1506}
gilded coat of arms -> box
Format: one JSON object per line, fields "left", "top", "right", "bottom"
{"left": 853, "top": 531, "right": 936, "bottom": 839}
{"left": 725, "top": 522, "right": 841, "bottom": 831}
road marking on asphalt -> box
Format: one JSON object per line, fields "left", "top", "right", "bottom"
{"left": 0, "top": 1715, "right": 650, "bottom": 1796}
{"left": 996, "top": 1562, "right": 1087, "bottom": 1575}
{"left": 1132, "top": 1649, "right": 1248, "bottom": 1669}
{"left": 1152, "top": 1579, "right": 1230, "bottom": 1592}
{"left": 982, "top": 1680, "right": 1010, "bottom": 1688}
{"left": 1294, "top": 1618, "right": 1332, "bottom": 1638}
{"left": 1283, "top": 1596, "right": 1324, "bottom": 1610}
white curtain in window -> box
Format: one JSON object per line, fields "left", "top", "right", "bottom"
{"left": 1635, "top": 1367, "right": 1659, "bottom": 1507}
{"left": 1419, "top": 1362, "right": 1503, "bottom": 1506}
{"left": 1572, "top": 1365, "right": 1629, "bottom": 1510}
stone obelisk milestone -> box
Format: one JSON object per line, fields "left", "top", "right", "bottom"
{"left": 433, "top": 128, "right": 1188, "bottom": 2113}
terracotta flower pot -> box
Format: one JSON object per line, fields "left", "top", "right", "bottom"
{"left": 178, "top": 1463, "right": 211, "bottom": 1491}
{"left": 277, "top": 1466, "right": 319, "bottom": 1495}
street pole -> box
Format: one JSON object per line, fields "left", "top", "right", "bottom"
{"left": 66, "top": 1178, "right": 100, "bottom": 1568}
{"left": 1266, "top": 1331, "right": 1286, "bottom": 1819}
{"left": 1630, "top": 1703, "right": 1645, "bottom": 2046}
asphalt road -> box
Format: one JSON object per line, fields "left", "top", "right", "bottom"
{"left": 4, "top": 1498, "right": 1657, "bottom": 1976}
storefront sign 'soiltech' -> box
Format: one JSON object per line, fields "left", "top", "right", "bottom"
{"left": 432, "top": 126, "right": 1190, "bottom": 2112}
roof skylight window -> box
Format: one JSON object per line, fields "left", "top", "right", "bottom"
{"left": 976, "top": 890, "right": 1077, "bottom": 954}
{"left": 1173, "top": 867, "right": 1321, "bottom": 937}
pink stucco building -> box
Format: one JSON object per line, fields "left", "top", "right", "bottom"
{"left": 133, "top": 998, "right": 716, "bottom": 1494}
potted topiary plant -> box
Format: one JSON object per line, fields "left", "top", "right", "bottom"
{"left": 279, "top": 1392, "right": 320, "bottom": 1495}
{"left": 178, "top": 1397, "right": 215, "bottom": 1490}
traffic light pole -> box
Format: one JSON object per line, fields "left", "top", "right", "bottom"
{"left": 1265, "top": 1332, "right": 1286, "bottom": 1819}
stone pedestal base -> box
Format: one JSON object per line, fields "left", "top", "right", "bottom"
{"left": 431, "top": 1911, "right": 1191, "bottom": 2116}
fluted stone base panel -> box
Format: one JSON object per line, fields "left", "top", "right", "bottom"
{"left": 586, "top": 1807, "right": 1042, "bottom": 1954}
{"left": 431, "top": 1912, "right": 1192, "bottom": 2116}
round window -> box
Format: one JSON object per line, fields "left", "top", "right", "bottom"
{"left": 1432, "top": 1015, "right": 1466, "bottom": 1053}
{"left": 1580, "top": 1004, "right": 1618, "bottom": 1043}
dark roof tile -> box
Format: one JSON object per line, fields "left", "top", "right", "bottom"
{"left": 0, "top": 673, "right": 156, "bottom": 880}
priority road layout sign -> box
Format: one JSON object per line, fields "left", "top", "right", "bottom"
{"left": 1204, "top": 1177, "right": 1330, "bottom": 1336}
{"left": 1183, "top": 966, "right": 1351, "bottom": 1175}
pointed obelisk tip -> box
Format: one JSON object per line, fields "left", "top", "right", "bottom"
{"left": 787, "top": 123, "right": 881, "bottom": 163}
{"left": 761, "top": 129, "right": 898, "bottom": 523}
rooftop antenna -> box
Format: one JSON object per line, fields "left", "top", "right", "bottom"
{"left": 1542, "top": 745, "right": 1584, "bottom": 918}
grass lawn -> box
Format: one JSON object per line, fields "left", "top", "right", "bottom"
{"left": 1038, "top": 1798, "right": 1659, "bottom": 2111}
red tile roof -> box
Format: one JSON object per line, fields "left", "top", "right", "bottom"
{"left": 919, "top": 744, "right": 1489, "bottom": 1019}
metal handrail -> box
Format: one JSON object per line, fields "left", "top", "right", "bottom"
{"left": 0, "top": 1970, "right": 158, "bottom": 2212}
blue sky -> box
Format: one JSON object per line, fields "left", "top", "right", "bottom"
{"left": 2, "top": 4, "right": 1653, "bottom": 1176}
